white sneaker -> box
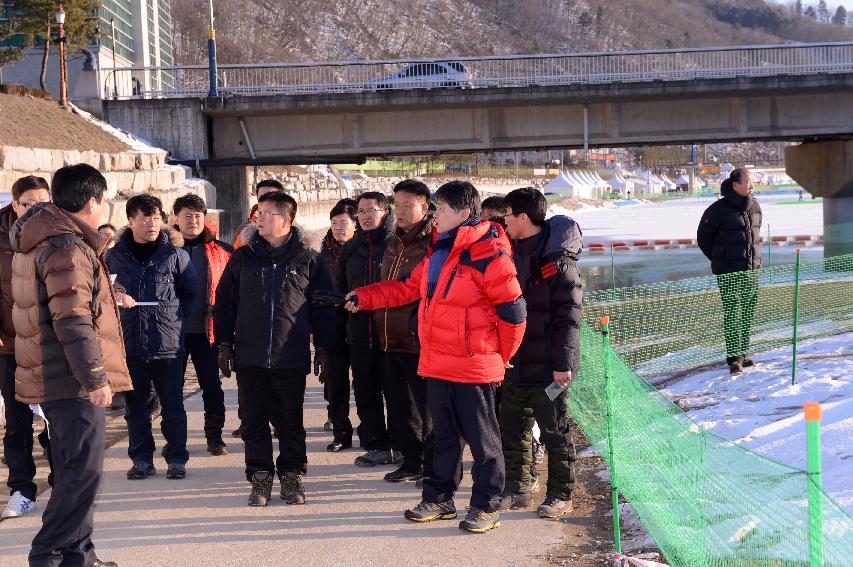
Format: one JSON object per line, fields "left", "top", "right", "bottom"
{"left": 1, "top": 491, "right": 36, "bottom": 518}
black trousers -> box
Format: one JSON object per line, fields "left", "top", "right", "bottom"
{"left": 717, "top": 271, "right": 759, "bottom": 362}
{"left": 1, "top": 355, "right": 53, "bottom": 501}
{"left": 124, "top": 357, "right": 188, "bottom": 466}
{"left": 237, "top": 366, "right": 307, "bottom": 480}
{"left": 182, "top": 333, "right": 226, "bottom": 440}
{"left": 382, "top": 352, "right": 433, "bottom": 474}
{"left": 422, "top": 379, "right": 504, "bottom": 513}
{"left": 500, "top": 383, "right": 576, "bottom": 500}
{"left": 29, "top": 398, "right": 104, "bottom": 567}
{"left": 349, "top": 345, "right": 390, "bottom": 451}
{"left": 323, "top": 343, "right": 353, "bottom": 444}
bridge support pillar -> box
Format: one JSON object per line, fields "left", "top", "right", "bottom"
{"left": 785, "top": 141, "right": 853, "bottom": 258}
{"left": 205, "top": 166, "right": 250, "bottom": 243}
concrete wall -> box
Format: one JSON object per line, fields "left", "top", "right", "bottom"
{"left": 103, "top": 98, "right": 208, "bottom": 161}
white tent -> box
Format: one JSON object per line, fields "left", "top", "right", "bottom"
{"left": 608, "top": 173, "right": 634, "bottom": 195}
{"left": 543, "top": 172, "right": 594, "bottom": 198}
{"left": 568, "top": 171, "right": 598, "bottom": 197}
{"left": 675, "top": 174, "right": 690, "bottom": 189}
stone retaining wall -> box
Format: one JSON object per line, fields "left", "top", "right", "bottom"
{"left": 0, "top": 145, "right": 216, "bottom": 228}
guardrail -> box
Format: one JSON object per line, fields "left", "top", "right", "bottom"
{"left": 100, "top": 42, "right": 853, "bottom": 100}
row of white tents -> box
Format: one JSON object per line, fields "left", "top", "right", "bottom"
{"left": 543, "top": 169, "right": 687, "bottom": 198}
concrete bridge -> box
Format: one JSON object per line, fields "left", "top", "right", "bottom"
{"left": 100, "top": 43, "right": 853, "bottom": 252}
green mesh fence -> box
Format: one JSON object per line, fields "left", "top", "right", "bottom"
{"left": 569, "top": 321, "right": 853, "bottom": 567}
{"left": 582, "top": 253, "right": 853, "bottom": 380}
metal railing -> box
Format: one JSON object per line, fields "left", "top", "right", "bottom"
{"left": 100, "top": 42, "right": 853, "bottom": 100}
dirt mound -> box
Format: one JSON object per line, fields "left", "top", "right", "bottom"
{"left": 0, "top": 92, "right": 129, "bottom": 153}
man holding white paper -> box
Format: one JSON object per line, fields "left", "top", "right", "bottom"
{"left": 499, "top": 188, "right": 582, "bottom": 520}
{"left": 105, "top": 194, "right": 197, "bottom": 481}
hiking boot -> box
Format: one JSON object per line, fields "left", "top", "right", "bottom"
{"left": 166, "top": 463, "right": 186, "bottom": 479}
{"left": 248, "top": 471, "right": 273, "bottom": 507}
{"left": 404, "top": 499, "right": 457, "bottom": 522}
{"left": 126, "top": 461, "right": 156, "bottom": 480}
{"left": 280, "top": 472, "right": 306, "bottom": 505}
{"left": 384, "top": 466, "right": 423, "bottom": 483}
{"left": 207, "top": 437, "right": 228, "bottom": 456}
{"left": 231, "top": 426, "right": 243, "bottom": 438}
{"left": 354, "top": 449, "right": 396, "bottom": 467}
{"left": 538, "top": 496, "right": 573, "bottom": 518}
{"left": 729, "top": 359, "right": 744, "bottom": 375}
{"left": 323, "top": 420, "right": 333, "bottom": 431}
{"left": 741, "top": 357, "right": 755, "bottom": 368}
{"left": 497, "top": 492, "right": 533, "bottom": 511}
{"left": 1, "top": 491, "right": 36, "bottom": 518}
{"left": 459, "top": 506, "right": 500, "bottom": 533}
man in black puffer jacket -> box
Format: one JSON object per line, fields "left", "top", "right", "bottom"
{"left": 335, "top": 192, "right": 401, "bottom": 468}
{"left": 215, "top": 192, "right": 336, "bottom": 507}
{"left": 105, "top": 194, "right": 197, "bottom": 481}
{"left": 697, "top": 168, "right": 763, "bottom": 374}
{"left": 501, "top": 187, "right": 582, "bottom": 520}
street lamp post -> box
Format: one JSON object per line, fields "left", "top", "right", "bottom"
{"left": 207, "top": 0, "right": 218, "bottom": 97}
{"left": 110, "top": 18, "right": 118, "bottom": 98}
{"left": 55, "top": 4, "right": 68, "bottom": 107}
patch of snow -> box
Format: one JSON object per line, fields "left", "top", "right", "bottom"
{"left": 661, "top": 332, "right": 853, "bottom": 513}
{"left": 69, "top": 103, "right": 163, "bottom": 154}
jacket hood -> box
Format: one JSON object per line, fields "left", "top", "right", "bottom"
{"left": 438, "top": 218, "right": 510, "bottom": 255}
{"left": 543, "top": 215, "right": 583, "bottom": 261}
{"left": 171, "top": 224, "right": 218, "bottom": 244}
{"left": 397, "top": 214, "right": 434, "bottom": 246}
{"left": 10, "top": 202, "right": 108, "bottom": 256}
{"left": 243, "top": 223, "right": 318, "bottom": 253}
{"left": 720, "top": 178, "right": 752, "bottom": 211}
{"left": 245, "top": 224, "right": 310, "bottom": 258}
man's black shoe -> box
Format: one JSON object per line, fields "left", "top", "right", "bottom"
{"left": 231, "top": 426, "right": 242, "bottom": 438}
{"left": 126, "top": 461, "right": 155, "bottom": 480}
{"left": 327, "top": 440, "right": 352, "bottom": 452}
{"left": 415, "top": 477, "right": 424, "bottom": 489}
{"left": 729, "top": 359, "right": 744, "bottom": 375}
{"left": 92, "top": 560, "right": 118, "bottom": 567}
{"left": 384, "top": 466, "right": 423, "bottom": 483}
{"left": 404, "top": 499, "right": 457, "bottom": 522}
{"left": 207, "top": 437, "right": 228, "bottom": 456}
{"left": 248, "top": 471, "right": 273, "bottom": 506}
{"left": 742, "top": 357, "right": 755, "bottom": 368}
{"left": 166, "top": 464, "right": 186, "bottom": 479}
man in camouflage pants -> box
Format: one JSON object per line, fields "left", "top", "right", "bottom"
{"left": 499, "top": 188, "right": 582, "bottom": 519}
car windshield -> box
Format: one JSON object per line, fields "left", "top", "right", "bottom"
{"left": 445, "top": 62, "right": 467, "bottom": 73}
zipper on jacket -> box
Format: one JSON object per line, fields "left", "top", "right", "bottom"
{"left": 442, "top": 267, "right": 458, "bottom": 299}
{"left": 266, "top": 263, "right": 277, "bottom": 368}
{"left": 382, "top": 235, "right": 407, "bottom": 352}
{"left": 464, "top": 308, "right": 473, "bottom": 356}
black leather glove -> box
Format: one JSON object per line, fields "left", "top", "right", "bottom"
{"left": 314, "top": 347, "right": 330, "bottom": 383}
{"left": 218, "top": 343, "right": 235, "bottom": 378}
{"left": 311, "top": 290, "right": 348, "bottom": 308}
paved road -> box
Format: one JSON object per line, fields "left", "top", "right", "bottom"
{"left": 0, "top": 378, "right": 564, "bottom": 566}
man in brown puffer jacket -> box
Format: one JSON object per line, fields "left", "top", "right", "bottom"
{"left": 374, "top": 179, "right": 435, "bottom": 484}
{"left": 10, "top": 164, "right": 130, "bottom": 567}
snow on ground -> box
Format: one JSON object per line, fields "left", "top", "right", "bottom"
{"left": 553, "top": 194, "right": 823, "bottom": 241}
{"left": 660, "top": 332, "right": 853, "bottom": 513}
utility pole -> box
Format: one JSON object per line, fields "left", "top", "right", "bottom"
{"left": 207, "top": 0, "right": 219, "bottom": 96}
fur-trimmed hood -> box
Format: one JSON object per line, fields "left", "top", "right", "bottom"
{"left": 115, "top": 225, "right": 185, "bottom": 248}
{"left": 239, "top": 222, "right": 321, "bottom": 252}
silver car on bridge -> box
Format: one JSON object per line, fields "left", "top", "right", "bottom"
{"left": 370, "top": 61, "right": 474, "bottom": 90}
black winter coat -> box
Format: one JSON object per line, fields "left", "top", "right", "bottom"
{"left": 105, "top": 228, "right": 197, "bottom": 360}
{"left": 697, "top": 179, "right": 763, "bottom": 275}
{"left": 335, "top": 213, "right": 394, "bottom": 349}
{"left": 214, "top": 226, "right": 336, "bottom": 374}
{"left": 509, "top": 215, "right": 583, "bottom": 387}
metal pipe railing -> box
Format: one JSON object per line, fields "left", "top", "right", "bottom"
{"left": 100, "top": 42, "right": 853, "bottom": 100}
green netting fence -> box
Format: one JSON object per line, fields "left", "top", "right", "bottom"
{"left": 569, "top": 320, "right": 853, "bottom": 567}
{"left": 582, "top": 253, "right": 853, "bottom": 381}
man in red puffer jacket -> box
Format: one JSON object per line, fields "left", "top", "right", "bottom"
{"left": 345, "top": 181, "right": 526, "bottom": 534}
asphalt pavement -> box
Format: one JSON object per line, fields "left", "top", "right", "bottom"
{"left": 0, "top": 377, "right": 564, "bottom": 566}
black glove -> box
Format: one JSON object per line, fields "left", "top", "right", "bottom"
{"left": 314, "top": 347, "right": 330, "bottom": 382}
{"left": 218, "top": 343, "right": 235, "bottom": 378}
{"left": 311, "top": 290, "right": 348, "bottom": 308}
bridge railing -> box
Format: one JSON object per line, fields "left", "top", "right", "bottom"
{"left": 100, "top": 42, "right": 853, "bottom": 100}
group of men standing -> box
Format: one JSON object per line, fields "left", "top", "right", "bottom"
{"left": 1, "top": 168, "right": 585, "bottom": 565}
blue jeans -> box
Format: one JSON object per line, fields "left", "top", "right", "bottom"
{"left": 124, "top": 357, "right": 188, "bottom": 466}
